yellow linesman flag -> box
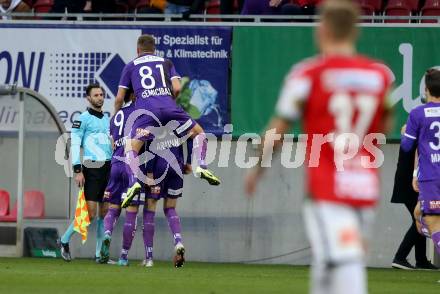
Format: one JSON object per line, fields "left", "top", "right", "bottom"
{"left": 73, "top": 189, "right": 90, "bottom": 244}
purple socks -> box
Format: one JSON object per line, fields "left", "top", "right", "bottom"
{"left": 432, "top": 231, "right": 440, "bottom": 254}
{"left": 120, "top": 211, "right": 137, "bottom": 260}
{"left": 193, "top": 133, "right": 207, "bottom": 169}
{"left": 103, "top": 207, "right": 121, "bottom": 236}
{"left": 143, "top": 210, "right": 155, "bottom": 260}
{"left": 164, "top": 208, "right": 183, "bottom": 245}
{"left": 125, "top": 150, "right": 139, "bottom": 186}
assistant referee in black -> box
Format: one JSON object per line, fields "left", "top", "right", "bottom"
{"left": 59, "top": 83, "right": 112, "bottom": 262}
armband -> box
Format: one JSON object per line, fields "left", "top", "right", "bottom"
{"left": 73, "top": 164, "right": 82, "bottom": 174}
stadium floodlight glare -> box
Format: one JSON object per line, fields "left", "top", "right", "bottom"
{"left": 0, "top": 84, "right": 17, "bottom": 96}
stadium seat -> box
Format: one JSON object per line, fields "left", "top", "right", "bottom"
{"left": 23, "top": 190, "right": 45, "bottom": 219}
{"left": 404, "top": 0, "right": 420, "bottom": 12}
{"left": 424, "top": 0, "right": 440, "bottom": 7}
{"left": 421, "top": 0, "right": 440, "bottom": 23}
{"left": 205, "top": 0, "right": 221, "bottom": 22}
{"left": 359, "top": 3, "right": 375, "bottom": 22}
{"left": 0, "top": 202, "right": 17, "bottom": 222}
{"left": 0, "top": 189, "right": 10, "bottom": 217}
{"left": 385, "top": 0, "right": 411, "bottom": 23}
{"left": 0, "top": 190, "right": 45, "bottom": 222}
{"left": 22, "top": 0, "right": 35, "bottom": 7}
{"left": 233, "top": 0, "right": 240, "bottom": 13}
{"left": 33, "top": 0, "right": 54, "bottom": 13}
{"left": 357, "top": 0, "right": 383, "bottom": 13}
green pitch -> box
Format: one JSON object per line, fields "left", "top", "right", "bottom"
{"left": 0, "top": 258, "right": 439, "bottom": 294}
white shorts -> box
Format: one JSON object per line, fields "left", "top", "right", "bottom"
{"left": 303, "top": 200, "right": 374, "bottom": 265}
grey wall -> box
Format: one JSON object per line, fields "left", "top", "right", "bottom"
{"left": 64, "top": 142, "right": 429, "bottom": 268}
{"left": 0, "top": 135, "right": 70, "bottom": 218}
{"left": 1, "top": 138, "right": 433, "bottom": 267}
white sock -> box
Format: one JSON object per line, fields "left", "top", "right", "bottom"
{"left": 331, "top": 261, "right": 366, "bottom": 294}
{"left": 310, "top": 262, "right": 329, "bottom": 294}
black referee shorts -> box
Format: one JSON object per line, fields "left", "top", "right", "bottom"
{"left": 82, "top": 161, "right": 111, "bottom": 203}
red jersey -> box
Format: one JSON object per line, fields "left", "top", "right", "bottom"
{"left": 276, "top": 54, "right": 392, "bottom": 207}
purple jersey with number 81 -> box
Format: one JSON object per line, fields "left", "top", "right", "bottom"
{"left": 118, "top": 53, "right": 181, "bottom": 109}
{"left": 118, "top": 53, "right": 195, "bottom": 142}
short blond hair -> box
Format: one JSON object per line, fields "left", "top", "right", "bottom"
{"left": 137, "top": 34, "right": 156, "bottom": 52}
{"left": 319, "top": 0, "right": 360, "bottom": 41}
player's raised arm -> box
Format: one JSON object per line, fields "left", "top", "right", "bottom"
{"left": 245, "top": 73, "right": 309, "bottom": 196}
{"left": 115, "top": 87, "right": 127, "bottom": 114}
{"left": 115, "top": 63, "right": 132, "bottom": 113}
{"left": 244, "top": 117, "right": 292, "bottom": 196}
{"left": 168, "top": 60, "right": 182, "bottom": 98}
{"left": 171, "top": 78, "right": 181, "bottom": 98}
{"left": 259, "top": 118, "right": 292, "bottom": 172}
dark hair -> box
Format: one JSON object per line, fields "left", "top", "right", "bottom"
{"left": 137, "top": 34, "right": 156, "bottom": 53}
{"left": 425, "top": 68, "right": 440, "bottom": 98}
{"left": 85, "top": 83, "right": 102, "bottom": 96}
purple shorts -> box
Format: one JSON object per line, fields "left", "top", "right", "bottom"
{"left": 419, "top": 215, "right": 431, "bottom": 238}
{"left": 418, "top": 180, "right": 440, "bottom": 215}
{"left": 145, "top": 156, "right": 184, "bottom": 200}
{"left": 104, "top": 162, "right": 144, "bottom": 206}
{"left": 130, "top": 102, "right": 196, "bottom": 142}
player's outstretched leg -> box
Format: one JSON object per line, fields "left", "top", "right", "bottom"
{"left": 122, "top": 145, "right": 142, "bottom": 208}
{"left": 190, "top": 133, "right": 220, "bottom": 186}
{"left": 143, "top": 209, "right": 155, "bottom": 267}
{"left": 99, "top": 206, "right": 121, "bottom": 263}
{"left": 164, "top": 207, "right": 185, "bottom": 267}
{"left": 118, "top": 209, "right": 138, "bottom": 266}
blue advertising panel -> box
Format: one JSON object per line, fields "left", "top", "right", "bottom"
{"left": 0, "top": 24, "right": 231, "bottom": 135}
{"left": 142, "top": 26, "right": 231, "bottom": 135}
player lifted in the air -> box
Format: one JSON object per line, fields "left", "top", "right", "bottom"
{"left": 114, "top": 35, "right": 220, "bottom": 208}
{"left": 245, "top": 1, "right": 392, "bottom": 293}
{"left": 401, "top": 68, "right": 440, "bottom": 255}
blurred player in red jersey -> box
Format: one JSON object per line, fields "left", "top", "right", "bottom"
{"left": 244, "top": 1, "right": 393, "bottom": 293}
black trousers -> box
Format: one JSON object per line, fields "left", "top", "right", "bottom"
{"left": 393, "top": 200, "right": 428, "bottom": 264}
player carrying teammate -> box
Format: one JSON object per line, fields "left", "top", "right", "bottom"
{"left": 401, "top": 68, "right": 440, "bottom": 256}
{"left": 244, "top": 1, "right": 392, "bottom": 293}
{"left": 101, "top": 91, "right": 191, "bottom": 267}
{"left": 114, "top": 34, "right": 220, "bottom": 208}
{"left": 142, "top": 143, "right": 190, "bottom": 268}
{"left": 99, "top": 93, "right": 145, "bottom": 265}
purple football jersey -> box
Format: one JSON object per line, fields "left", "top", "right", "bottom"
{"left": 402, "top": 102, "right": 440, "bottom": 181}
{"left": 110, "top": 101, "right": 136, "bottom": 164}
{"left": 118, "top": 53, "right": 180, "bottom": 109}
